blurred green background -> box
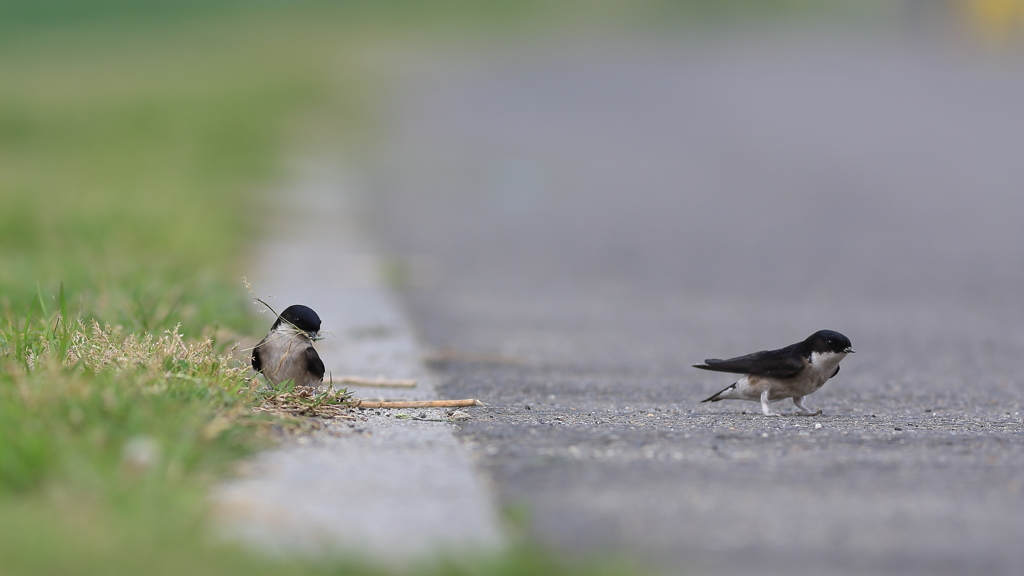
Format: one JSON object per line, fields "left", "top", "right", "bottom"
{"left": 0, "top": 0, "right": 869, "bottom": 331}
{"left": 4, "top": 0, "right": 1019, "bottom": 331}
{"left": 1, "top": 2, "right": 334, "bottom": 334}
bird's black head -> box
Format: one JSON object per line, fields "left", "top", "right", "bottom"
{"left": 273, "top": 304, "right": 321, "bottom": 337}
{"left": 806, "top": 330, "right": 854, "bottom": 354}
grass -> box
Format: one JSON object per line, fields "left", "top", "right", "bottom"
{"left": 0, "top": 1, "right": 892, "bottom": 574}
{"left": 0, "top": 5, "right": 376, "bottom": 574}
{"left": 0, "top": 296, "right": 280, "bottom": 573}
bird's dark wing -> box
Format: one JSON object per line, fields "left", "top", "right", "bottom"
{"left": 831, "top": 365, "right": 840, "bottom": 378}
{"left": 693, "top": 347, "right": 805, "bottom": 378}
{"left": 252, "top": 343, "right": 263, "bottom": 372}
{"left": 305, "top": 346, "right": 325, "bottom": 380}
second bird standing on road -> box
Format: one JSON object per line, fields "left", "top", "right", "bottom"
{"left": 695, "top": 330, "right": 854, "bottom": 416}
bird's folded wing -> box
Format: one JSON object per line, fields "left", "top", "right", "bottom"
{"left": 251, "top": 344, "right": 263, "bottom": 371}
{"left": 693, "top": 349, "right": 804, "bottom": 378}
{"left": 306, "top": 346, "right": 326, "bottom": 380}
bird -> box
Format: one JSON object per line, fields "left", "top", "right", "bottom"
{"left": 252, "top": 304, "right": 326, "bottom": 390}
{"left": 694, "top": 330, "right": 854, "bottom": 416}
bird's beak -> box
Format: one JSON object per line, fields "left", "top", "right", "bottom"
{"left": 309, "top": 331, "right": 322, "bottom": 341}
{"left": 844, "top": 347, "right": 855, "bottom": 354}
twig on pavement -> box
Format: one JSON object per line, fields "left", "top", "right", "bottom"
{"left": 354, "top": 399, "right": 482, "bottom": 409}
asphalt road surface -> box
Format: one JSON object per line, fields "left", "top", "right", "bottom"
{"left": 366, "top": 28, "right": 1024, "bottom": 576}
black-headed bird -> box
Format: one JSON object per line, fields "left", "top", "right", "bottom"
{"left": 696, "top": 330, "right": 854, "bottom": 416}
{"left": 252, "top": 304, "right": 325, "bottom": 389}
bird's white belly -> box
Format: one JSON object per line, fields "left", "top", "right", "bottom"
{"left": 258, "top": 332, "right": 320, "bottom": 388}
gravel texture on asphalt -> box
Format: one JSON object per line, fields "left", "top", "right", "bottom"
{"left": 368, "top": 30, "right": 1024, "bottom": 576}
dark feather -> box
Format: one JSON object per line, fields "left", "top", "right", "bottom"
{"left": 692, "top": 346, "right": 805, "bottom": 379}
{"left": 305, "top": 346, "right": 325, "bottom": 380}
{"left": 701, "top": 383, "right": 736, "bottom": 403}
{"left": 252, "top": 345, "right": 263, "bottom": 372}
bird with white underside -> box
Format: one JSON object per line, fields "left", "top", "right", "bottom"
{"left": 695, "top": 330, "right": 854, "bottom": 416}
{"left": 252, "top": 304, "right": 326, "bottom": 390}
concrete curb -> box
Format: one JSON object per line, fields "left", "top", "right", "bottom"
{"left": 213, "top": 162, "right": 504, "bottom": 563}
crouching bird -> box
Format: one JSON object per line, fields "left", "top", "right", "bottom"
{"left": 695, "top": 330, "right": 854, "bottom": 416}
{"left": 252, "top": 304, "right": 325, "bottom": 390}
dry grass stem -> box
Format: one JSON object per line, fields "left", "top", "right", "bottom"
{"left": 54, "top": 320, "right": 248, "bottom": 381}
{"left": 254, "top": 385, "right": 357, "bottom": 419}
{"left": 242, "top": 276, "right": 279, "bottom": 317}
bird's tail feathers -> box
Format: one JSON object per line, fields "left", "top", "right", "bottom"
{"left": 701, "top": 382, "right": 736, "bottom": 403}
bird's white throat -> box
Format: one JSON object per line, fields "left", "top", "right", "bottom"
{"left": 809, "top": 350, "right": 847, "bottom": 374}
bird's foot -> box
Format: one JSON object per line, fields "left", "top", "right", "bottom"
{"left": 792, "top": 409, "right": 823, "bottom": 417}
